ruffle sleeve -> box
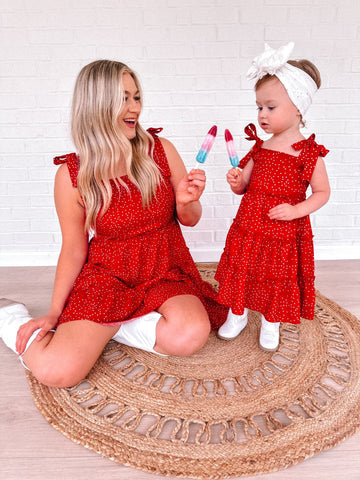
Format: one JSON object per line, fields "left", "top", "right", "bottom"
{"left": 238, "top": 123, "right": 264, "bottom": 169}
{"left": 53, "top": 153, "right": 79, "bottom": 188}
{"left": 292, "top": 134, "right": 329, "bottom": 182}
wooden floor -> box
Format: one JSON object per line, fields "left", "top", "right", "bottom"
{"left": 0, "top": 260, "right": 359, "bottom": 480}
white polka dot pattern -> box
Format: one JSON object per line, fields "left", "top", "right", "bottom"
{"left": 216, "top": 124, "right": 329, "bottom": 324}
{"left": 53, "top": 130, "right": 228, "bottom": 329}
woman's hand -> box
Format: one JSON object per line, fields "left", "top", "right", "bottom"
{"left": 176, "top": 168, "right": 206, "bottom": 206}
{"left": 160, "top": 137, "right": 206, "bottom": 226}
{"left": 16, "top": 312, "right": 58, "bottom": 355}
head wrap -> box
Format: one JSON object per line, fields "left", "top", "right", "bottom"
{"left": 247, "top": 42, "right": 318, "bottom": 117}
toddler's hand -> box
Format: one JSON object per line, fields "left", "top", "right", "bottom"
{"left": 226, "top": 167, "right": 242, "bottom": 188}
{"left": 268, "top": 203, "right": 298, "bottom": 221}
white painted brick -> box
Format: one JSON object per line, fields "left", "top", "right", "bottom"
{"left": 31, "top": 195, "right": 55, "bottom": 207}
{"left": 7, "top": 182, "right": 50, "bottom": 196}
{"left": 0, "top": 194, "right": 32, "bottom": 207}
{"left": 170, "top": 25, "right": 216, "bottom": 43}
{"left": 314, "top": 215, "right": 355, "bottom": 228}
{"left": 191, "top": 6, "right": 239, "bottom": 25}
{"left": 10, "top": 206, "right": 56, "bottom": 221}
{"left": 0, "top": 233, "right": 14, "bottom": 245}
{"left": 333, "top": 228, "right": 360, "bottom": 241}
{"left": 14, "top": 232, "right": 54, "bottom": 244}
{"left": 31, "top": 220, "right": 59, "bottom": 232}
{"left": 0, "top": 220, "right": 30, "bottom": 232}
{"left": 215, "top": 229, "right": 229, "bottom": 243}
{"left": 0, "top": 0, "right": 359, "bottom": 264}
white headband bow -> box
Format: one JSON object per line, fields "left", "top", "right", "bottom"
{"left": 247, "top": 42, "right": 318, "bottom": 117}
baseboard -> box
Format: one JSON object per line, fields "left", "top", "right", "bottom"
{"left": 0, "top": 252, "right": 60, "bottom": 267}
{"left": 190, "top": 246, "right": 360, "bottom": 262}
{"left": 1, "top": 245, "right": 360, "bottom": 267}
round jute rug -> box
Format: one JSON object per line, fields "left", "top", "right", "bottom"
{"left": 26, "top": 264, "right": 360, "bottom": 479}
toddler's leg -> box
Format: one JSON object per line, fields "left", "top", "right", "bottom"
{"left": 217, "top": 308, "right": 248, "bottom": 340}
{"left": 259, "top": 315, "right": 280, "bottom": 352}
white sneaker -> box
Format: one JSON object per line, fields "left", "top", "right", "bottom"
{"left": 0, "top": 299, "right": 32, "bottom": 352}
{"left": 112, "top": 311, "right": 166, "bottom": 355}
{"left": 259, "top": 315, "right": 280, "bottom": 352}
{"left": 217, "top": 308, "right": 248, "bottom": 340}
{"left": 0, "top": 298, "right": 40, "bottom": 368}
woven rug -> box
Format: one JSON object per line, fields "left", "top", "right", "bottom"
{"left": 26, "top": 263, "right": 360, "bottom": 479}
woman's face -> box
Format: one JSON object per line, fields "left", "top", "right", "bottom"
{"left": 118, "top": 72, "right": 142, "bottom": 140}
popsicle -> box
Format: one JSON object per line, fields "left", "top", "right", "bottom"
{"left": 224, "top": 129, "right": 239, "bottom": 168}
{"left": 193, "top": 125, "right": 217, "bottom": 169}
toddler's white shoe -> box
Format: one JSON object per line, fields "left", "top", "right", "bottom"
{"left": 217, "top": 308, "right": 248, "bottom": 340}
{"left": 259, "top": 315, "right": 280, "bottom": 352}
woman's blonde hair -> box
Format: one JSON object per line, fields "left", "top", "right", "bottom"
{"left": 71, "top": 60, "right": 162, "bottom": 232}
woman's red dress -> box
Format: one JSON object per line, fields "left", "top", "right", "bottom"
{"left": 53, "top": 129, "right": 227, "bottom": 329}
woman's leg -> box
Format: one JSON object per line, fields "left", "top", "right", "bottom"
{"left": 155, "top": 295, "right": 210, "bottom": 356}
{"left": 21, "top": 320, "right": 119, "bottom": 388}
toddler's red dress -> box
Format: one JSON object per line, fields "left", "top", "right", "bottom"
{"left": 54, "top": 129, "right": 227, "bottom": 329}
{"left": 215, "top": 124, "right": 329, "bottom": 324}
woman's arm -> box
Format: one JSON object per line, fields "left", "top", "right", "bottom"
{"left": 16, "top": 164, "right": 89, "bottom": 354}
{"left": 48, "top": 164, "right": 89, "bottom": 317}
{"left": 160, "top": 137, "right": 205, "bottom": 227}
{"left": 268, "top": 157, "right": 331, "bottom": 221}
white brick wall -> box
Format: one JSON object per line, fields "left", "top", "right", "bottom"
{"left": 0, "top": 0, "right": 359, "bottom": 265}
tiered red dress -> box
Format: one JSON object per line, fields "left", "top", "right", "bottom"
{"left": 215, "top": 124, "right": 329, "bottom": 324}
{"left": 53, "top": 129, "right": 227, "bottom": 330}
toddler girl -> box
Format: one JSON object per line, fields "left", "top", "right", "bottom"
{"left": 215, "top": 42, "right": 330, "bottom": 351}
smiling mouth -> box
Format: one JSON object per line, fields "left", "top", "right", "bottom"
{"left": 124, "top": 119, "right": 136, "bottom": 127}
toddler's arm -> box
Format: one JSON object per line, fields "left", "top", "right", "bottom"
{"left": 227, "top": 159, "right": 254, "bottom": 195}
{"left": 268, "top": 157, "right": 330, "bottom": 221}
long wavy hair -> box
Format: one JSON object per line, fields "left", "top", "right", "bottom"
{"left": 71, "top": 60, "right": 162, "bottom": 233}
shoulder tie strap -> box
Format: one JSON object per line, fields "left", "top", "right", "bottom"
{"left": 292, "top": 134, "right": 329, "bottom": 182}
{"left": 147, "top": 127, "right": 163, "bottom": 137}
{"left": 292, "top": 134, "right": 329, "bottom": 157}
{"left": 53, "top": 153, "right": 79, "bottom": 187}
{"left": 244, "top": 123, "right": 263, "bottom": 153}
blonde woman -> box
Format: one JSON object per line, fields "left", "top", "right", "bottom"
{"left": 0, "top": 60, "right": 227, "bottom": 388}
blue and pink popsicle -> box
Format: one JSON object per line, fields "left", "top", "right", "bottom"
{"left": 193, "top": 125, "right": 217, "bottom": 169}
{"left": 224, "top": 129, "right": 239, "bottom": 168}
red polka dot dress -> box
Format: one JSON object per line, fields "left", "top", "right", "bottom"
{"left": 53, "top": 129, "right": 227, "bottom": 330}
{"left": 215, "top": 124, "right": 329, "bottom": 324}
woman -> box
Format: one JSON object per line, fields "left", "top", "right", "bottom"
{"left": 0, "top": 60, "right": 227, "bottom": 388}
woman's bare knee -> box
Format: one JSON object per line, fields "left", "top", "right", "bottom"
{"left": 31, "top": 355, "right": 90, "bottom": 388}
{"left": 156, "top": 296, "right": 211, "bottom": 356}
{"left": 169, "top": 330, "right": 209, "bottom": 357}
{"left": 25, "top": 321, "right": 117, "bottom": 387}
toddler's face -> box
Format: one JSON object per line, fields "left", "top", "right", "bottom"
{"left": 256, "top": 77, "right": 301, "bottom": 134}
